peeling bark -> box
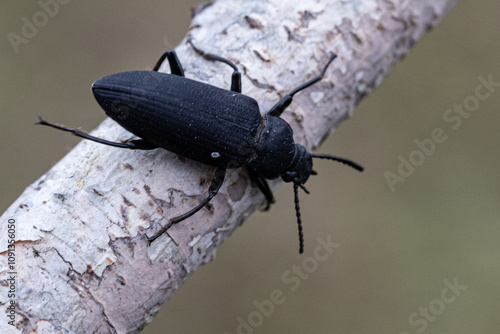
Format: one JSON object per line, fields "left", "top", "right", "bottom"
{"left": 0, "top": 0, "right": 460, "bottom": 333}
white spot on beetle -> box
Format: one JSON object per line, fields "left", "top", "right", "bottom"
{"left": 211, "top": 152, "right": 221, "bottom": 158}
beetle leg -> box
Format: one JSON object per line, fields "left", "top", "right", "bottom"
{"left": 230, "top": 72, "right": 242, "bottom": 93}
{"left": 123, "top": 139, "right": 160, "bottom": 150}
{"left": 268, "top": 53, "right": 337, "bottom": 117}
{"left": 187, "top": 39, "right": 242, "bottom": 93}
{"left": 247, "top": 167, "right": 275, "bottom": 210}
{"left": 147, "top": 166, "right": 227, "bottom": 244}
{"left": 36, "top": 116, "right": 159, "bottom": 150}
{"left": 153, "top": 51, "right": 185, "bottom": 76}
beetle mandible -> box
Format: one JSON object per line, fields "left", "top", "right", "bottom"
{"left": 38, "top": 40, "right": 363, "bottom": 253}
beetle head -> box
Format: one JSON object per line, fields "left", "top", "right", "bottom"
{"left": 281, "top": 144, "right": 313, "bottom": 185}
{"left": 282, "top": 145, "right": 365, "bottom": 186}
{"left": 283, "top": 146, "right": 363, "bottom": 253}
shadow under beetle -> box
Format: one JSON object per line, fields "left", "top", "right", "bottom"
{"left": 38, "top": 40, "right": 363, "bottom": 253}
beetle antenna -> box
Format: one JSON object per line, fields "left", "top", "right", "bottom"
{"left": 312, "top": 154, "right": 364, "bottom": 172}
{"left": 293, "top": 182, "right": 305, "bottom": 254}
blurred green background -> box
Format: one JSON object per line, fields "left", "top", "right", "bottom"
{"left": 1, "top": 1, "right": 499, "bottom": 333}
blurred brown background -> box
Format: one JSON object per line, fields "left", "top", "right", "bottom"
{"left": 1, "top": 1, "right": 499, "bottom": 333}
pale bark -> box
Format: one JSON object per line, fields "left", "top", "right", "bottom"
{"left": 0, "top": 0, "right": 460, "bottom": 333}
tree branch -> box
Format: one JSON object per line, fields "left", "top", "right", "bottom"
{"left": 0, "top": 0, "right": 460, "bottom": 332}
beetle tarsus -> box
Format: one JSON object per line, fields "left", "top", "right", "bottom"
{"left": 147, "top": 221, "right": 174, "bottom": 244}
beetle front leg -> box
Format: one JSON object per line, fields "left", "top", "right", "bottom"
{"left": 147, "top": 166, "right": 227, "bottom": 244}
{"left": 247, "top": 167, "right": 275, "bottom": 210}
{"left": 268, "top": 53, "right": 337, "bottom": 117}
{"left": 153, "top": 50, "right": 185, "bottom": 76}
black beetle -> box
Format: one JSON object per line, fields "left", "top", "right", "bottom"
{"left": 38, "top": 40, "right": 363, "bottom": 253}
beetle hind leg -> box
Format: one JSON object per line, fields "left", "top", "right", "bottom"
{"left": 147, "top": 166, "right": 227, "bottom": 243}
{"left": 153, "top": 51, "right": 185, "bottom": 76}
{"left": 36, "top": 116, "right": 159, "bottom": 150}
{"left": 187, "top": 39, "right": 242, "bottom": 93}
